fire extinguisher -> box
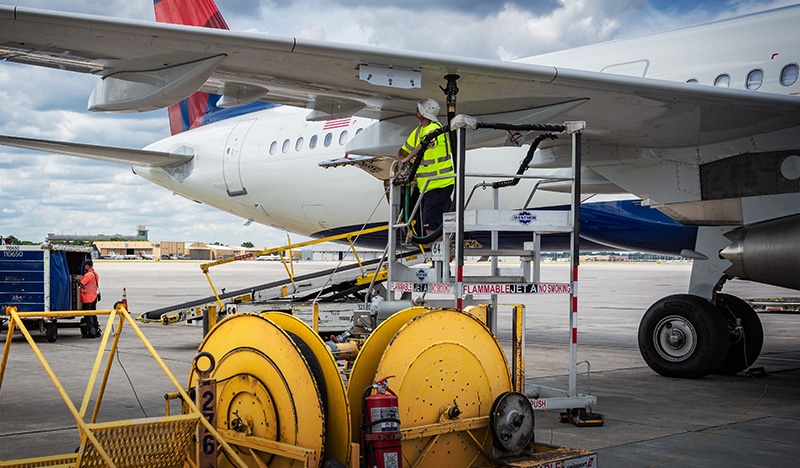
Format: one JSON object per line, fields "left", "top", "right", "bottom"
{"left": 362, "top": 376, "right": 402, "bottom": 468}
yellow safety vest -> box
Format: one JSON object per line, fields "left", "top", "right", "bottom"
{"left": 402, "top": 121, "right": 454, "bottom": 191}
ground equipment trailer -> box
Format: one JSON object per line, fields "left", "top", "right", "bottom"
{"left": 0, "top": 243, "right": 92, "bottom": 342}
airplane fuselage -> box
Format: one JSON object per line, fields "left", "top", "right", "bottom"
{"left": 139, "top": 106, "right": 633, "bottom": 244}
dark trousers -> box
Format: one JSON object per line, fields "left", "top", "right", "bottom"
{"left": 422, "top": 184, "right": 454, "bottom": 233}
{"left": 82, "top": 300, "right": 100, "bottom": 338}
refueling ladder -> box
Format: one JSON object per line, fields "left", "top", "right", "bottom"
{"left": 385, "top": 115, "right": 603, "bottom": 425}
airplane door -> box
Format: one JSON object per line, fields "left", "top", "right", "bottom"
{"left": 302, "top": 204, "right": 334, "bottom": 229}
{"left": 223, "top": 119, "right": 255, "bottom": 196}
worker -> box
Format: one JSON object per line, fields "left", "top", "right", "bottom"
{"left": 397, "top": 98, "right": 455, "bottom": 237}
{"left": 79, "top": 259, "right": 101, "bottom": 338}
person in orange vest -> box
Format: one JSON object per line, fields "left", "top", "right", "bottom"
{"left": 79, "top": 259, "right": 101, "bottom": 338}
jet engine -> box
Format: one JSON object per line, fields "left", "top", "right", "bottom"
{"left": 720, "top": 215, "right": 800, "bottom": 290}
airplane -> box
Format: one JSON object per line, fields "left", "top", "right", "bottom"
{"left": 105, "top": 251, "right": 124, "bottom": 261}
{"left": 0, "top": 0, "right": 797, "bottom": 381}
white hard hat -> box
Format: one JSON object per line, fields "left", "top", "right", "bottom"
{"left": 416, "top": 98, "right": 440, "bottom": 121}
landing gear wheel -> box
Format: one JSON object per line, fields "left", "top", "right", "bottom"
{"left": 713, "top": 294, "right": 764, "bottom": 375}
{"left": 45, "top": 320, "right": 58, "bottom": 343}
{"left": 638, "top": 294, "right": 728, "bottom": 378}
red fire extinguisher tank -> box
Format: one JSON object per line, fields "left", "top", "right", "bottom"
{"left": 363, "top": 378, "right": 402, "bottom": 468}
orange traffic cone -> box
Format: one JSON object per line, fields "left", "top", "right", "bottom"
{"left": 122, "top": 287, "right": 128, "bottom": 309}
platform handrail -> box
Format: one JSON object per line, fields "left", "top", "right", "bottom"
{"left": 200, "top": 225, "right": 389, "bottom": 309}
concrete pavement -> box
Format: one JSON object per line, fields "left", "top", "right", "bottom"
{"left": 1, "top": 261, "right": 797, "bottom": 466}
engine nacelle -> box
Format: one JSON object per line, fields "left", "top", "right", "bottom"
{"left": 719, "top": 215, "right": 800, "bottom": 290}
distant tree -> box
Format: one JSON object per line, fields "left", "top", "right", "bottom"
{"left": 110, "top": 236, "right": 126, "bottom": 242}
{"left": 3, "top": 235, "right": 36, "bottom": 245}
{"left": 241, "top": 241, "right": 254, "bottom": 248}
{"left": 211, "top": 242, "right": 222, "bottom": 246}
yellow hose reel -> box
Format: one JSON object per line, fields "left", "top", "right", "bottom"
{"left": 188, "top": 307, "right": 514, "bottom": 468}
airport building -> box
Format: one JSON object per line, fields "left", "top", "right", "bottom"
{"left": 47, "top": 225, "right": 150, "bottom": 242}
{"left": 93, "top": 241, "right": 187, "bottom": 260}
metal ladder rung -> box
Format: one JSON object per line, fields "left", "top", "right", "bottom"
{"left": 465, "top": 249, "right": 535, "bottom": 258}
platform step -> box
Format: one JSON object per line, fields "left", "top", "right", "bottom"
{"left": 464, "top": 249, "right": 534, "bottom": 258}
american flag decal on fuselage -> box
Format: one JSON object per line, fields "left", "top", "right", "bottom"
{"left": 323, "top": 118, "right": 351, "bottom": 130}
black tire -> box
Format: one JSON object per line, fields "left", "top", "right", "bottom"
{"left": 45, "top": 321, "right": 58, "bottom": 343}
{"left": 713, "top": 293, "right": 764, "bottom": 375}
{"left": 638, "top": 294, "right": 729, "bottom": 378}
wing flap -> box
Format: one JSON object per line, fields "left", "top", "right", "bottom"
{"left": 319, "top": 155, "right": 395, "bottom": 180}
{"left": 0, "top": 135, "right": 193, "bottom": 167}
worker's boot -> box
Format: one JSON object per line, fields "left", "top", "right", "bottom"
{"left": 85, "top": 316, "right": 100, "bottom": 338}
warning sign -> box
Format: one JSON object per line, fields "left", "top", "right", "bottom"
{"left": 390, "top": 282, "right": 570, "bottom": 295}
{"left": 390, "top": 282, "right": 453, "bottom": 294}
{"left": 462, "top": 283, "right": 571, "bottom": 295}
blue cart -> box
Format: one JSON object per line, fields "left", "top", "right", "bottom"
{"left": 0, "top": 243, "right": 93, "bottom": 342}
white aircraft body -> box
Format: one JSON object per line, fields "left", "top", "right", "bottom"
{"left": 106, "top": 252, "right": 124, "bottom": 261}
{"left": 0, "top": 1, "right": 797, "bottom": 379}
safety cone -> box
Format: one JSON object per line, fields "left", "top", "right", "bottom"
{"left": 122, "top": 287, "right": 128, "bottom": 309}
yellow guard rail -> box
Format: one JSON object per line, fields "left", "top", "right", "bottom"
{"left": 0, "top": 304, "right": 248, "bottom": 468}
{"left": 199, "top": 225, "right": 388, "bottom": 309}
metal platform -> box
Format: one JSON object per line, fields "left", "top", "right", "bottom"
{"left": 384, "top": 118, "right": 601, "bottom": 418}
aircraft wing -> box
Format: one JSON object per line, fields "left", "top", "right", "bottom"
{"left": 1, "top": 5, "right": 797, "bottom": 149}
{"left": 0, "top": 135, "right": 193, "bottom": 167}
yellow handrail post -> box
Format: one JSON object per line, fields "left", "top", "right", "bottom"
{"left": 79, "top": 308, "right": 118, "bottom": 422}
{"left": 313, "top": 302, "right": 319, "bottom": 333}
{"left": 513, "top": 304, "right": 526, "bottom": 393}
{"left": 280, "top": 249, "right": 297, "bottom": 293}
{"left": 202, "top": 268, "right": 226, "bottom": 310}
{"left": 90, "top": 310, "right": 127, "bottom": 425}
{"left": 0, "top": 306, "right": 18, "bottom": 390}
{"left": 286, "top": 233, "right": 296, "bottom": 280}
{"left": 347, "top": 236, "right": 365, "bottom": 273}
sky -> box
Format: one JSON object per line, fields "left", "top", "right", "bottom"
{"left": 0, "top": 0, "right": 795, "bottom": 247}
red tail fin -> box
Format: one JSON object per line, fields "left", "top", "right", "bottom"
{"left": 154, "top": 0, "right": 229, "bottom": 29}
{"left": 154, "top": 0, "right": 228, "bottom": 135}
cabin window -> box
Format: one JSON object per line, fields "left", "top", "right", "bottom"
{"left": 269, "top": 141, "right": 277, "bottom": 155}
{"left": 339, "top": 130, "right": 348, "bottom": 145}
{"left": 295, "top": 137, "right": 304, "bottom": 151}
{"left": 714, "top": 74, "right": 730, "bottom": 87}
{"left": 324, "top": 132, "right": 333, "bottom": 147}
{"left": 686, "top": 78, "right": 698, "bottom": 84}
{"left": 355, "top": 128, "right": 364, "bottom": 136}
{"left": 746, "top": 69, "right": 763, "bottom": 90}
{"left": 309, "top": 135, "right": 318, "bottom": 149}
{"left": 282, "top": 139, "right": 290, "bottom": 153}
{"left": 780, "top": 63, "right": 799, "bottom": 86}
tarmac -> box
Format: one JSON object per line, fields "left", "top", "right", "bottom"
{"left": 1, "top": 260, "right": 798, "bottom": 466}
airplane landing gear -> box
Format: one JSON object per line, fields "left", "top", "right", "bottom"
{"left": 713, "top": 293, "right": 764, "bottom": 375}
{"left": 638, "top": 292, "right": 765, "bottom": 378}
{"left": 638, "top": 294, "right": 729, "bottom": 378}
